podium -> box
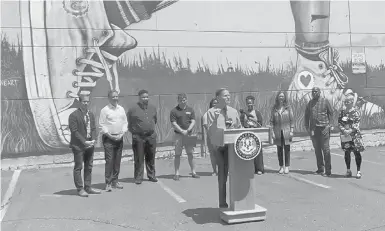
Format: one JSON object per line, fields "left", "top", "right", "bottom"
{"left": 214, "top": 127, "right": 270, "bottom": 224}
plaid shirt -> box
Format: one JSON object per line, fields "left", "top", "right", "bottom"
{"left": 304, "top": 98, "right": 334, "bottom": 130}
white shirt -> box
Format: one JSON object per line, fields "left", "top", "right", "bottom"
{"left": 99, "top": 104, "right": 128, "bottom": 135}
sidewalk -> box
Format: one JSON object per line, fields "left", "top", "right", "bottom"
{"left": 1, "top": 130, "right": 385, "bottom": 171}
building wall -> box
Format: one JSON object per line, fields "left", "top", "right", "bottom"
{"left": 1, "top": 1, "right": 384, "bottom": 157}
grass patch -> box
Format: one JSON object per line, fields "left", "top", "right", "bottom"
{"left": 1, "top": 35, "right": 384, "bottom": 155}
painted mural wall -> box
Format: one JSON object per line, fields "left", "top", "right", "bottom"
{"left": 1, "top": 0, "right": 385, "bottom": 157}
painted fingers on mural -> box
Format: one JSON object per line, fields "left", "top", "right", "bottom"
{"left": 20, "top": 0, "right": 164, "bottom": 148}
{"left": 287, "top": 0, "right": 382, "bottom": 115}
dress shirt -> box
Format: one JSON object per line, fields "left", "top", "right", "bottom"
{"left": 127, "top": 102, "right": 157, "bottom": 135}
{"left": 99, "top": 104, "right": 128, "bottom": 135}
{"left": 206, "top": 106, "right": 242, "bottom": 147}
{"left": 305, "top": 97, "right": 334, "bottom": 130}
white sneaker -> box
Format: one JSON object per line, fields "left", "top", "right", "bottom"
{"left": 20, "top": 1, "right": 137, "bottom": 147}
{"left": 278, "top": 167, "right": 284, "bottom": 174}
{"left": 356, "top": 171, "right": 362, "bottom": 179}
{"left": 287, "top": 47, "right": 383, "bottom": 115}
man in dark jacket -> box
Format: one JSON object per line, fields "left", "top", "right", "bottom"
{"left": 68, "top": 94, "right": 101, "bottom": 197}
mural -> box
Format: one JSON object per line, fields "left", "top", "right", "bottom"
{"left": 1, "top": 0, "right": 385, "bottom": 156}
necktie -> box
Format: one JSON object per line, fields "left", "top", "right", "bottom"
{"left": 85, "top": 111, "right": 91, "bottom": 138}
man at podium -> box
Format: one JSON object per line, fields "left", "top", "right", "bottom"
{"left": 206, "top": 88, "right": 242, "bottom": 208}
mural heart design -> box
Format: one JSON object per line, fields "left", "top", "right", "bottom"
{"left": 300, "top": 74, "right": 312, "bottom": 87}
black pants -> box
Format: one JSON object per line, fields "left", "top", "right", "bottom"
{"left": 254, "top": 149, "right": 264, "bottom": 173}
{"left": 215, "top": 145, "right": 229, "bottom": 207}
{"left": 277, "top": 131, "right": 291, "bottom": 167}
{"left": 103, "top": 135, "right": 124, "bottom": 185}
{"left": 344, "top": 150, "right": 362, "bottom": 171}
{"left": 132, "top": 134, "right": 157, "bottom": 180}
{"left": 72, "top": 146, "right": 94, "bottom": 191}
{"left": 311, "top": 126, "right": 331, "bottom": 174}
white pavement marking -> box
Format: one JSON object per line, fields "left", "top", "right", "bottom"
{"left": 1, "top": 170, "right": 22, "bottom": 222}
{"left": 157, "top": 180, "right": 186, "bottom": 203}
{"left": 265, "top": 165, "right": 331, "bottom": 189}
{"left": 146, "top": 163, "right": 186, "bottom": 203}
{"left": 40, "top": 194, "right": 62, "bottom": 198}
{"left": 331, "top": 152, "right": 385, "bottom": 166}
{"left": 286, "top": 174, "right": 331, "bottom": 189}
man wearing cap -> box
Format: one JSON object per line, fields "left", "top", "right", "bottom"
{"left": 304, "top": 87, "right": 334, "bottom": 177}
{"left": 170, "top": 93, "right": 200, "bottom": 181}
{"left": 206, "top": 88, "right": 242, "bottom": 208}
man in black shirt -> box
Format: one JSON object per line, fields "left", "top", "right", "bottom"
{"left": 170, "top": 93, "right": 200, "bottom": 181}
{"left": 127, "top": 90, "right": 158, "bottom": 184}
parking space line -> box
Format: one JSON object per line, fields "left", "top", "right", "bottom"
{"left": 157, "top": 180, "right": 186, "bottom": 203}
{"left": 331, "top": 153, "right": 385, "bottom": 166}
{"left": 285, "top": 174, "right": 331, "bottom": 189}
{"left": 265, "top": 165, "right": 331, "bottom": 189}
{"left": 1, "top": 170, "right": 22, "bottom": 222}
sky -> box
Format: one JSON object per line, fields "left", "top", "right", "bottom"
{"left": 1, "top": 1, "right": 384, "bottom": 71}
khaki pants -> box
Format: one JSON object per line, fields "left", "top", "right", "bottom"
{"left": 174, "top": 133, "right": 194, "bottom": 156}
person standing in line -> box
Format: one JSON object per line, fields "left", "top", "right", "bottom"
{"left": 127, "top": 90, "right": 158, "bottom": 185}
{"left": 270, "top": 91, "right": 294, "bottom": 174}
{"left": 202, "top": 98, "right": 219, "bottom": 176}
{"left": 99, "top": 90, "right": 128, "bottom": 191}
{"left": 68, "top": 94, "right": 101, "bottom": 197}
{"left": 304, "top": 87, "right": 334, "bottom": 177}
{"left": 206, "top": 88, "right": 242, "bottom": 208}
{"left": 240, "top": 95, "right": 265, "bottom": 175}
{"left": 338, "top": 94, "right": 365, "bottom": 179}
{"left": 170, "top": 93, "right": 200, "bottom": 181}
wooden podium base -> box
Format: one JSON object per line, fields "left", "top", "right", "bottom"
{"left": 220, "top": 204, "right": 267, "bottom": 224}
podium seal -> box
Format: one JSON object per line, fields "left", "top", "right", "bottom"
{"left": 234, "top": 132, "right": 261, "bottom": 160}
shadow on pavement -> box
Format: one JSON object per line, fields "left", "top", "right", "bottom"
{"left": 53, "top": 183, "right": 106, "bottom": 196}
{"left": 120, "top": 177, "right": 136, "bottom": 184}
{"left": 182, "top": 207, "right": 226, "bottom": 225}
{"left": 289, "top": 169, "right": 317, "bottom": 175}
{"left": 328, "top": 173, "right": 348, "bottom": 179}
{"left": 290, "top": 169, "right": 347, "bottom": 178}
{"left": 157, "top": 174, "right": 189, "bottom": 179}
{"left": 195, "top": 171, "right": 215, "bottom": 177}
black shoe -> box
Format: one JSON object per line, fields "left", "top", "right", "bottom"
{"left": 78, "top": 189, "right": 89, "bottom": 197}
{"left": 219, "top": 203, "right": 229, "bottom": 209}
{"left": 173, "top": 175, "right": 180, "bottom": 181}
{"left": 323, "top": 172, "right": 332, "bottom": 177}
{"left": 85, "top": 187, "right": 101, "bottom": 194}
{"left": 135, "top": 179, "right": 142, "bottom": 185}
{"left": 148, "top": 177, "right": 158, "bottom": 182}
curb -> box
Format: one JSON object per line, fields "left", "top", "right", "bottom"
{"left": 2, "top": 130, "right": 385, "bottom": 171}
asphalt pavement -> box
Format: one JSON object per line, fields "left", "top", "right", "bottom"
{"left": 1, "top": 146, "right": 385, "bottom": 231}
